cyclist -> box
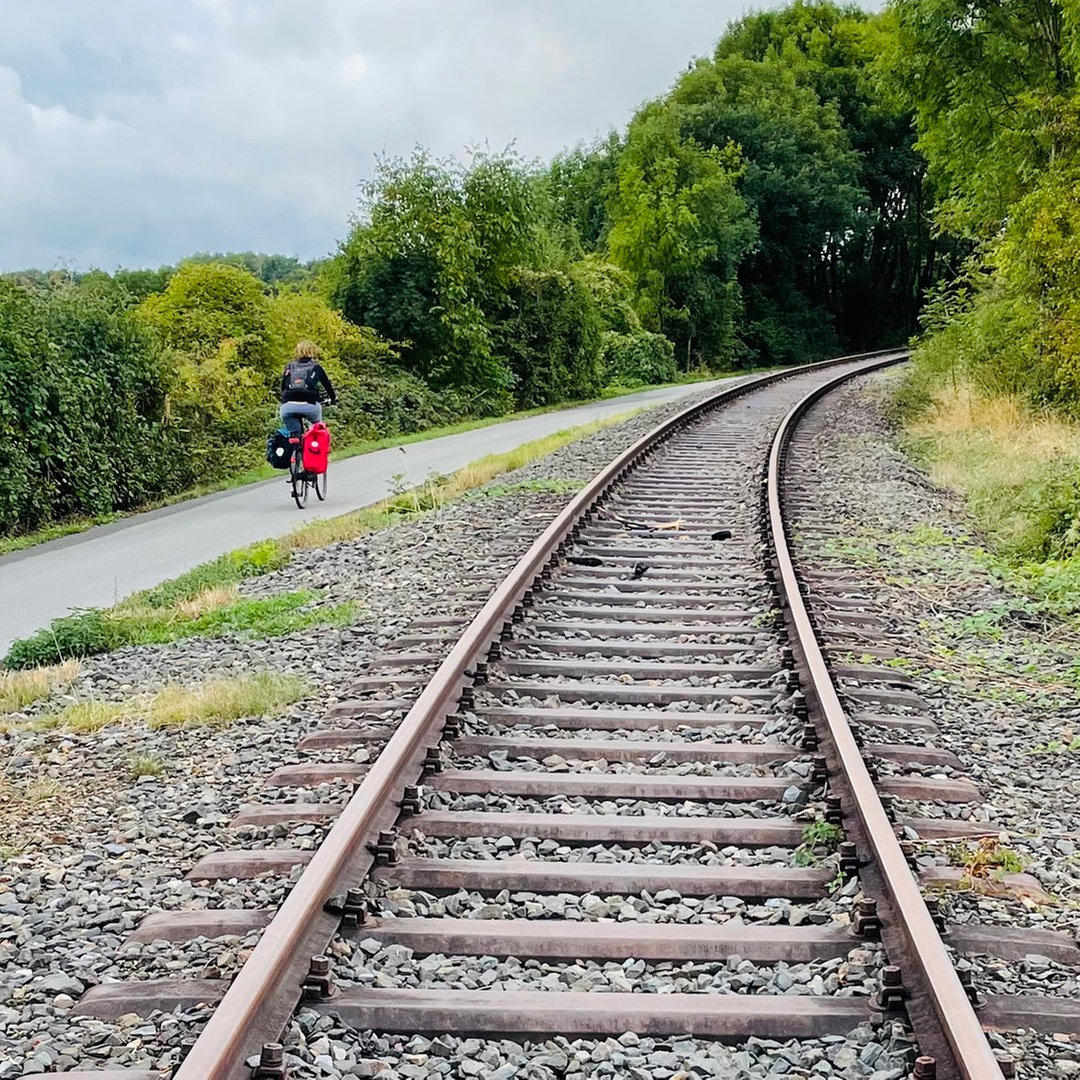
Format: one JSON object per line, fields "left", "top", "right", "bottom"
{"left": 279, "top": 340, "right": 337, "bottom": 436}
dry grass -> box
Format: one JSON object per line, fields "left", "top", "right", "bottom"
{"left": 0, "top": 659, "right": 81, "bottom": 713}
{"left": 14, "top": 671, "right": 305, "bottom": 735}
{"left": 286, "top": 410, "right": 639, "bottom": 551}
{"left": 145, "top": 671, "right": 307, "bottom": 729}
{"left": 175, "top": 584, "right": 240, "bottom": 618}
{"left": 909, "top": 381, "right": 1080, "bottom": 552}
{"left": 36, "top": 698, "right": 130, "bottom": 734}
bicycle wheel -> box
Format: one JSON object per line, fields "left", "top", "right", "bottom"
{"left": 314, "top": 465, "right": 327, "bottom": 501}
{"left": 290, "top": 448, "right": 309, "bottom": 509}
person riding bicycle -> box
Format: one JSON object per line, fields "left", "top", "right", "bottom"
{"left": 279, "top": 340, "right": 336, "bottom": 436}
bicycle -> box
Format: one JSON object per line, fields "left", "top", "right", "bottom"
{"left": 286, "top": 417, "right": 329, "bottom": 510}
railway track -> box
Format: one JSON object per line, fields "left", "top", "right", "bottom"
{"left": 36, "top": 353, "right": 1080, "bottom": 1080}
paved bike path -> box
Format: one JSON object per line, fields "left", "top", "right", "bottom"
{"left": 0, "top": 381, "right": 725, "bottom": 656}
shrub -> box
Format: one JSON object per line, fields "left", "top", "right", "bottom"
{"left": 494, "top": 267, "right": 604, "bottom": 408}
{"left": 601, "top": 330, "right": 677, "bottom": 387}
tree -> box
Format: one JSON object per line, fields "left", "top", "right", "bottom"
{"left": 671, "top": 50, "right": 861, "bottom": 362}
{"left": 607, "top": 102, "right": 755, "bottom": 368}
{"left": 137, "top": 261, "right": 272, "bottom": 373}
{"left": 717, "top": 2, "right": 959, "bottom": 345}
{"left": 492, "top": 266, "right": 604, "bottom": 407}
{"left": 545, "top": 134, "right": 622, "bottom": 252}
{"left": 883, "top": 0, "right": 1079, "bottom": 237}
{"left": 331, "top": 148, "right": 550, "bottom": 412}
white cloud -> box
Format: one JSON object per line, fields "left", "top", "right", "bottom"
{"left": 0, "top": 0, "right": 809, "bottom": 271}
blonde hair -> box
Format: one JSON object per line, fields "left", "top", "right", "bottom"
{"left": 293, "top": 340, "right": 322, "bottom": 360}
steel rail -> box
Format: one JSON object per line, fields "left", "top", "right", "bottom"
{"left": 767, "top": 357, "right": 1007, "bottom": 1080}
{"left": 174, "top": 348, "right": 907, "bottom": 1080}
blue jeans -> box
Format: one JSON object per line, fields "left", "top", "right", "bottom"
{"left": 280, "top": 401, "right": 322, "bottom": 437}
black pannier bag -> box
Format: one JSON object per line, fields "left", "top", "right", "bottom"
{"left": 266, "top": 429, "right": 293, "bottom": 469}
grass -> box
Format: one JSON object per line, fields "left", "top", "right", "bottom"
{"left": 4, "top": 591, "right": 358, "bottom": 670}
{"left": 36, "top": 699, "right": 128, "bottom": 733}
{"left": 906, "top": 381, "right": 1080, "bottom": 557}
{"left": 127, "top": 753, "right": 165, "bottom": 778}
{"left": 0, "top": 659, "right": 80, "bottom": 712}
{"left": 16, "top": 671, "right": 308, "bottom": 735}
{"left": 903, "top": 377, "right": 1080, "bottom": 616}
{"left": 145, "top": 672, "right": 307, "bottom": 729}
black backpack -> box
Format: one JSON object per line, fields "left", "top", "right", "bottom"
{"left": 283, "top": 358, "right": 320, "bottom": 397}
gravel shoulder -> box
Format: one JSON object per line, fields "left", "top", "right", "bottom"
{"left": 788, "top": 371, "right": 1080, "bottom": 1079}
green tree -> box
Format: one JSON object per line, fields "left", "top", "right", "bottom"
{"left": 671, "top": 49, "right": 862, "bottom": 362}
{"left": 546, "top": 134, "right": 622, "bottom": 252}
{"left": 717, "top": 2, "right": 959, "bottom": 345}
{"left": 492, "top": 266, "right": 604, "bottom": 407}
{"left": 883, "top": 0, "right": 1079, "bottom": 237}
{"left": 608, "top": 102, "right": 755, "bottom": 368}
{"left": 332, "top": 148, "right": 549, "bottom": 411}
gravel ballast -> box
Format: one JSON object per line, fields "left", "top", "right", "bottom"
{"left": 786, "top": 370, "right": 1080, "bottom": 1078}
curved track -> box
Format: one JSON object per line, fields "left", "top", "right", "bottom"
{"left": 46, "top": 353, "right": 1080, "bottom": 1080}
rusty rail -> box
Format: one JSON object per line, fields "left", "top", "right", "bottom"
{"left": 767, "top": 359, "right": 1007, "bottom": 1080}
{"left": 173, "top": 349, "right": 909, "bottom": 1080}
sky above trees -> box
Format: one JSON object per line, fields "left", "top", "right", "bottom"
{"left": 0, "top": 0, "right": 833, "bottom": 273}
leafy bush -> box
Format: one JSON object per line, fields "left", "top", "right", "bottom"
{"left": 0, "top": 277, "right": 194, "bottom": 535}
{"left": 601, "top": 330, "right": 677, "bottom": 387}
{"left": 3, "top": 610, "right": 117, "bottom": 670}
{"left": 493, "top": 267, "right": 604, "bottom": 408}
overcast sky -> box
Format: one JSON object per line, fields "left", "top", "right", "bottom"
{"left": 2, "top": 0, "right": 802, "bottom": 273}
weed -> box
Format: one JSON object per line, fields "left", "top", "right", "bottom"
{"left": 21, "top": 777, "right": 60, "bottom": 803}
{"left": 145, "top": 672, "right": 307, "bottom": 729}
{"left": 0, "top": 659, "right": 80, "bottom": 712}
{"left": 127, "top": 754, "right": 165, "bottom": 778}
{"left": 948, "top": 838, "right": 1025, "bottom": 882}
{"left": 793, "top": 820, "right": 843, "bottom": 867}
{"left": 131, "top": 539, "right": 289, "bottom": 610}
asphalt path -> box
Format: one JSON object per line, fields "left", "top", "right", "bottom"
{"left": 0, "top": 380, "right": 727, "bottom": 656}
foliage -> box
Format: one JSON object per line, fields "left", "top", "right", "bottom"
{"left": 331, "top": 148, "right": 549, "bottom": 412}
{"left": 545, "top": 135, "right": 622, "bottom": 251}
{"left": 608, "top": 101, "right": 755, "bottom": 368}
{"left": 600, "top": 330, "right": 677, "bottom": 387}
{"left": 492, "top": 266, "right": 604, "bottom": 407}
{"left": 882, "top": 0, "right": 1079, "bottom": 238}
{"left": 0, "top": 276, "right": 194, "bottom": 535}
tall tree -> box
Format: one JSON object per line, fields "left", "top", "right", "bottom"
{"left": 608, "top": 102, "right": 755, "bottom": 368}
{"left": 717, "top": 1, "right": 959, "bottom": 345}
{"left": 330, "top": 148, "right": 546, "bottom": 411}
{"left": 883, "top": 0, "right": 1079, "bottom": 237}
{"left": 670, "top": 50, "right": 862, "bottom": 362}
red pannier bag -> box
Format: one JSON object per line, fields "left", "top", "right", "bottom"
{"left": 302, "top": 422, "right": 331, "bottom": 474}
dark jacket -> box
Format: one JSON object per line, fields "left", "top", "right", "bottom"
{"left": 280, "top": 359, "right": 336, "bottom": 405}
